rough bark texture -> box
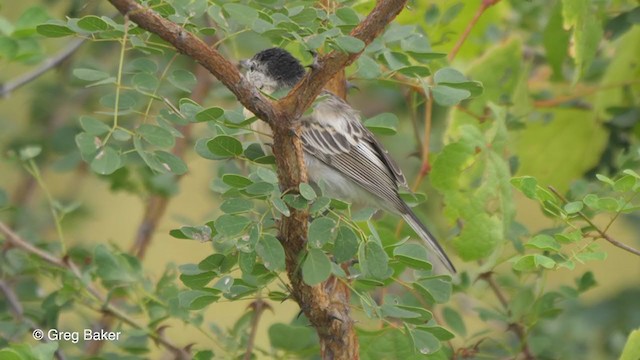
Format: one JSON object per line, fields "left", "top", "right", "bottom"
{"left": 106, "top": 1, "right": 408, "bottom": 358}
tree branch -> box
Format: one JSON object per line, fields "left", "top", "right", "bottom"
{"left": 548, "top": 186, "right": 640, "bottom": 256}
{"left": 0, "top": 39, "right": 85, "bottom": 98}
{"left": 478, "top": 271, "right": 535, "bottom": 360}
{"left": 106, "top": 1, "right": 408, "bottom": 358}
{"left": 447, "top": 0, "right": 500, "bottom": 62}
{"left": 0, "top": 221, "right": 190, "bottom": 359}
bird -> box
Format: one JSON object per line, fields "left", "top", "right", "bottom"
{"left": 240, "top": 47, "right": 456, "bottom": 274}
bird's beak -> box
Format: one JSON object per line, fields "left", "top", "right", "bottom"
{"left": 239, "top": 59, "right": 250, "bottom": 70}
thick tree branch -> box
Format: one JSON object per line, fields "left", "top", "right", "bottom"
{"left": 106, "top": 1, "right": 408, "bottom": 358}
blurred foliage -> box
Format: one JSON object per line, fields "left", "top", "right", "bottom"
{"left": 1, "top": 0, "right": 639, "bottom": 359}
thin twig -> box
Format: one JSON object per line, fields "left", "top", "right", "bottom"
{"left": 533, "top": 80, "right": 640, "bottom": 108}
{"left": 448, "top": 0, "right": 501, "bottom": 62}
{"left": 548, "top": 186, "right": 640, "bottom": 256}
{"left": 0, "top": 221, "right": 190, "bottom": 359}
{"left": 0, "top": 38, "right": 85, "bottom": 98}
{"left": 478, "top": 271, "right": 535, "bottom": 360}
{"left": 243, "top": 298, "right": 271, "bottom": 360}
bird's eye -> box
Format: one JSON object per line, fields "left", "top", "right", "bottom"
{"left": 249, "top": 65, "right": 256, "bottom": 71}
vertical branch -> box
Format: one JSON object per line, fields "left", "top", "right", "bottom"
{"left": 412, "top": 90, "right": 434, "bottom": 191}
{"left": 448, "top": 0, "right": 501, "bottom": 62}
{"left": 479, "top": 271, "right": 534, "bottom": 359}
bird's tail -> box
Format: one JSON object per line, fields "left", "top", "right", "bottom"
{"left": 401, "top": 207, "right": 456, "bottom": 274}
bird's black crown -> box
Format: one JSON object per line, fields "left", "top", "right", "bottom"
{"left": 251, "top": 48, "right": 305, "bottom": 87}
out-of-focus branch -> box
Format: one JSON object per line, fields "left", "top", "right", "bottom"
{"left": 0, "top": 280, "right": 68, "bottom": 360}
{"left": 0, "top": 221, "right": 190, "bottom": 359}
{"left": 0, "top": 39, "right": 85, "bottom": 98}
{"left": 448, "top": 0, "right": 501, "bottom": 62}
{"left": 243, "top": 298, "right": 272, "bottom": 360}
{"left": 478, "top": 271, "right": 534, "bottom": 360}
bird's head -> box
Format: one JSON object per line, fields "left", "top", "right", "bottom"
{"left": 240, "top": 47, "right": 305, "bottom": 94}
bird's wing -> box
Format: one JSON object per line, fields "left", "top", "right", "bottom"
{"left": 300, "top": 94, "right": 407, "bottom": 212}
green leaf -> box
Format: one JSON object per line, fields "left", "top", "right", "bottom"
{"left": 257, "top": 167, "right": 278, "bottom": 183}
{"left": 223, "top": 3, "right": 258, "bottom": 26}
{"left": 222, "top": 174, "right": 253, "bottom": 188}
{"left": 80, "top": 116, "right": 111, "bottom": 136}
{"left": 168, "top": 69, "right": 197, "bottom": 92}
{"left": 195, "top": 107, "right": 225, "bottom": 122}
{"left": 73, "top": 68, "right": 110, "bottom": 81}
{"left": 561, "top": 0, "right": 603, "bottom": 81}
{"left": 334, "top": 35, "right": 365, "bottom": 53}
{"left": 420, "top": 326, "right": 455, "bottom": 341}
{"left": 336, "top": 8, "right": 359, "bottom": 24}
{"left": 245, "top": 181, "right": 275, "bottom": 196}
{"left": 526, "top": 234, "right": 561, "bottom": 252}
{"left": 268, "top": 323, "right": 318, "bottom": 352}
{"left": 220, "top": 198, "right": 253, "bottom": 214}
{"left": 309, "top": 196, "right": 331, "bottom": 215}
{"left": 614, "top": 174, "right": 637, "bottom": 192}
{"left": 364, "top": 113, "right": 399, "bottom": 136}
{"left": 333, "top": 226, "right": 359, "bottom": 263}
{"left": 299, "top": 183, "right": 317, "bottom": 200}
{"left": 18, "top": 146, "right": 41, "bottom": 160}
{"left": 308, "top": 217, "right": 336, "bottom": 248}
{"left": 543, "top": 2, "right": 571, "bottom": 80}
{"left": 302, "top": 248, "right": 332, "bottom": 285}
{"left": 180, "top": 269, "right": 216, "bottom": 289}
{"left": 431, "top": 85, "right": 471, "bottom": 106}
{"left": 36, "top": 23, "right": 74, "bottom": 37}
{"left": 395, "top": 65, "right": 431, "bottom": 78}
{"left": 619, "top": 329, "right": 640, "bottom": 360}
{"left": 511, "top": 176, "right": 538, "bottom": 199}
{"left": 356, "top": 55, "right": 381, "bottom": 79}
{"left": 132, "top": 73, "right": 158, "bottom": 91}
{"left": 512, "top": 254, "right": 556, "bottom": 271}
{"left": 283, "top": 194, "right": 308, "bottom": 209}
{"left": 207, "top": 135, "right": 243, "bottom": 158}
{"left": 407, "top": 327, "right": 441, "bottom": 355}
{"left": 414, "top": 277, "right": 452, "bottom": 304}
{"left": 77, "top": 15, "right": 111, "bottom": 32}
{"left": 137, "top": 124, "right": 175, "bottom": 148}
{"left": 359, "top": 240, "right": 389, "bottom": 280}
{"left": 380, "top": 304, "right": 422, "bottom": 319}
{"left": 215, "top": 214, "right": 251, "bottom": 237}
{"left": 178, "top": 289, "right": 220, "bottom": 310}
{"left": 393, "top": 243, "right": 433, "bottom": 270}
{"left": 155, "top": 151, "right": 187, "bottom": 175}
{"left": 442, "top": 306, "right": 466, "bottom": 336}
{"left": 563, "top": 201, "right": 583, "bottom": 214}
{"left": 169, "top": 225, "right": 212, "bottom": 241}
{"left": 270, "top": 197, "right": 290, "bottom": 217}
{"left": 256, "top": 234, "right": 285, "bottom": 271}
{"left": 90, "top": 147, "right": 122, "bottom": 175}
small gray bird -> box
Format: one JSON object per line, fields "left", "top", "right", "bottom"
{"left": 241, "top": 48, "right": 456, "bottom": 274}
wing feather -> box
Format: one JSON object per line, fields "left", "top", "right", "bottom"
{"left": 301, "top": 94, "right": 407, "bottom": 211}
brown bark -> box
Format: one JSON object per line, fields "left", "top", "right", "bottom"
{"left": 106, "top": 1, "right": 408, "bottom": 358}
